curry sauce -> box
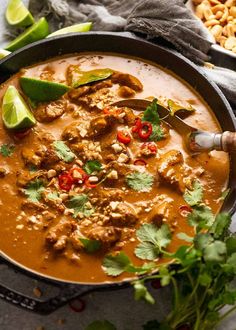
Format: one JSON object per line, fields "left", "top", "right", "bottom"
{"left": 0, "top": 53, "right": 229, "bottom": 283}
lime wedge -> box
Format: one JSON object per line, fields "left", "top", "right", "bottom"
{"left": 2, "top": 85, "right": 36, "bottom": 130}
{"left": 5, "top": 0, "right": 34, "bottom": 27}
{"left": 46, "top": 22, "right": 92, "bottom": 38}
{"left": 0, "top": 49, "right": 11, "bottom": 59}
{"left": 20, "top": 77, "right": 70, "bottom": 102}
{"left": 5, "top": 17, "right": 49, "bottom": 51}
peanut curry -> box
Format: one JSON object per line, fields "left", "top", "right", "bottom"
{"left": 0, "top": 53, "right": 229, "bottom": 283}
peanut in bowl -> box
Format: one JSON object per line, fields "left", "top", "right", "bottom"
{"left": 189, "top": 0, "right": 236, "bottom": 56}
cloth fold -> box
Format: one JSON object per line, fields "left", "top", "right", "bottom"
{"left": 28, "top": 0, "right": 236, "bottom": 109}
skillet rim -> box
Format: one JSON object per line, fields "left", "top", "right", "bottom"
{"left": 0, "top": 31, "right": 235, "bottom": 286}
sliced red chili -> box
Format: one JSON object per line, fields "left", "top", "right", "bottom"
{"left": 58, "top": 172, "right": 74, "bottom": 191}
{"left": 131, "top": 118, "right": 142, "bottom": 133}
{"left": 69, "top": 298, "right": 86, "bottom": 313}
{"left": 141, "top": 142, "right": 157, "bottom": 154}
{"left": 85, "top": 178, "right": 97, "bottom": 188}
{"left": 138, "top": 121, "right": 152, "bottom": 140}
{"left": 134, "top": 159, "right": 147, "bottom": 166}
{"left": 69, "top": 167, "right": 88, "bottom": 183}
{"left": 179, "top": 205, "right": 192, "bottom": 217}
{"left": 117, "top": 130, "right": 131, "bottom": 145}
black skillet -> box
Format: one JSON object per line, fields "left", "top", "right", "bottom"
{"left": 0, "top": 32, "right": 235, "bottom": 314}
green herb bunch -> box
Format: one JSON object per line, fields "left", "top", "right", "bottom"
{"left": 134, "top": 184, "right": 236, "bottom": 330}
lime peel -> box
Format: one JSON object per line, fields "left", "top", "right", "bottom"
{"left": 5, "top": 17, "right": 49, "bottom": 51}
{"left": 47, "top": 22, "right": 92, "bottom": 38}
{"left": 5, "top": 0, "right": 34, "bottom": 27}
{"left": 20, "top": 77, "right": 70, "bottom": 102}
{"left": 2, "top": 85, "right": 36, "bottom": 130}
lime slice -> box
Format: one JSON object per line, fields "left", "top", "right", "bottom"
{"left": 5, "top": 0, "right": 34, "bottom": 27}
{"left": 0, "top": 49, "right": 11, "bottom": 59}
{"left": 46, "top": 22, "right": 92, "bottom": 38}
{"left": 5, "top": 17, "right": 49, "bottom": 51}
{"left": 2, "top": 85, "right": 36, "bottom": 130}
{"left": 20, "top": 77, "right": 70, "bottom": 102}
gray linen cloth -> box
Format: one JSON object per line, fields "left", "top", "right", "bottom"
{"left": 28, "top": 0, "right": 236, "bottom": 109}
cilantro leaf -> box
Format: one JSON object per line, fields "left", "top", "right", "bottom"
{"left": 133, "top": 280, "right": 155, "bottom": 305}
{"left": 24, "top": 179, "right": 45, "bottom": 202}
{"left": 53, "top": 141, "right": 75, "bottom": 163}
{"left": 0, "top": 144, "right": 15, "bottom": 157}
{"left": 187, "top": 205, "right": 214, "bottom": 231}
{"left": 135, "top": 223, "right": 171, "bottom": 260}
{"left": 102, "top": 251, "right": 154, "bottom": 276}
{"left": 84, "top": 160, "right": 102, "bottom": 175}
{"left": 184, "top": 181, "right": 203, "bottom": 206}
{"left": 126, "top": 171, "right": 154, "bottom": 192}
{"left": 80, "top": 238, "right": 101, "bottom": 253}
{"left": 135, "top": 242, "right": 160, "bottom": 260}
{"left": 226, "top": 236, "right": 236, "bottom": 256}
{"left": 226, "top": 253, "right": 236, "bottom": 274}
{"left": 149, "top": 124, "right": 164, "bottom": 142}
{"left": 47, "top": 191, "right": 60, "bottom": 200}
{"left": 143, "top": 98, "right": 160, "bottom": 125}
{"left": 85, "top": 320, "right": 116, "bottom": 330}
{"left": 67, "top": 194, "right": 94, "bottom": 218}
{"left": 209, "top": 213, "right": 231, "bottom": 240}
{"left": 194, "top": 233, "right": 214, "bottom": 251}
{"left": 203, "top": 241, "right": 227, "bottom": 263}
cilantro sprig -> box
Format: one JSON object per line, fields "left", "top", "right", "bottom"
{"left": 0, "top": 144, "right": 15, "bottom": 157}
{"left": 24, "top": 179, "right": 45, "bottom": 202}
{"left": 135, "top": 223, "right": 171, "bottom": 260}
{"left": 53, "top": 140, "right": 75, "bottom": 163}
{"left": 66, "top": 194, "right": 94, "bottom": 218}
{"left": 102, "top": 251, "right": 155, "bottom": 277}
{"left": 83, "top": 160, "right": 102, "bottom": 175}
{"left": 142, "top": 99, "right": 164, "bottom": 142}
{"left": 126, "top": 171, "right": 154, "bottom": 192}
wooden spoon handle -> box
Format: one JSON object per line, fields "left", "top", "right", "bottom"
{"left": 221, "top": 131, "right": 236, "bottom": 152}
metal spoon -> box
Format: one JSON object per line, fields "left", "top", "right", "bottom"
{"left": 111, "top": 99, "right": 236, "bottom": 153}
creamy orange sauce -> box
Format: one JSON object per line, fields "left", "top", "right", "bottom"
{"left": 0, "top": 53, "right": 229, "bottom": 283}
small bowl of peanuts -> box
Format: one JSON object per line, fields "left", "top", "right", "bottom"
{"left": 188, "top": 0, "right": 236, "bottom": 57}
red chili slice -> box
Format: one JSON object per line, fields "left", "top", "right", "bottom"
{"left": 179, "top": 205, "right": 192, "bottom": 217}
{"left": 134, "top": 159, "right": 147, "bottom": 166}
{"left": 138, "top": 121, "right": 152, "bottom": 140}
{"left": 117, "top": 130, "right": 131, "bottom": 145}
{"left": 58, "top": 172, "right": 74, "bottom": 191}
{"left": 141, "top": 142, "right": 157, "bottom": 154}
{"left": 103, "top": 107, "right": 123, "bottom": 115}
{"left": 85, "top": 178, "right": 97, "bottom": 188}
{"left": 69, "top": 167, "right": 88, "bottom": 183}
{"left": 69, "top": 298, "right": 86, "bottom": 313}
{"left": 131, "top": 118, "right": 142, "bottom": 133}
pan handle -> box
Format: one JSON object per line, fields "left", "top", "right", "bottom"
{"left": 0, "top": 283, "right": 94, "bottom": 314}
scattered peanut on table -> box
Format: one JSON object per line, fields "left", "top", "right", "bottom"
{"left": 193, "top": 0, "right": 236, "bottom": 53}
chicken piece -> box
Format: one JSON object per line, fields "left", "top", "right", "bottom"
{"left": 112, "top": 72, "right": 143, "bottom": 92}
{"left": 21, "top": 146, "right": 46, "bottom": 167}
{"left": 68, "top": 86, "right": 91, "bottom": 100}
{"left": 21, "top": 200, "right": 46, "bottom": 211}
{"left": 0, "top": 167, "right": 7, "bottom": 178}
{"left": 62, "top": 122, "right": 81, "bottom": 142}
{"left": 109, "top": 202, "right": 138, "bottom": 227}
{"left": 70, "top": 229, "right": 85, "bottom": 250}
{"left": 118, "top": 86, "right": 136, "bottom": 98}
{"left": 41, "top": 147, "right": 60, "bottom": 169}
{"left": 149, "top": 201, "right": 174, "bottom": 226}
{"left": 45, "top": 219, "right": 76, "bottom": 251}
{"left": 34, "top": 100, "right": 66, "bottom": 122}
{"left": 16, "top": 170, "right": 46, "bottom": 187}
{"left": 83, "top": 225, "right": 121, "bottom": 247}
{"left": 157, "top": 150, "right": 187, "bottom": 192}
{"left": 89, "top": 188, "right": 123, "bottom": 207}
{"left": 123, "top": 108, "right": 136, "bottom": 126}
{"left": 88, "top": 115, "right": 115, "bottom": 137}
